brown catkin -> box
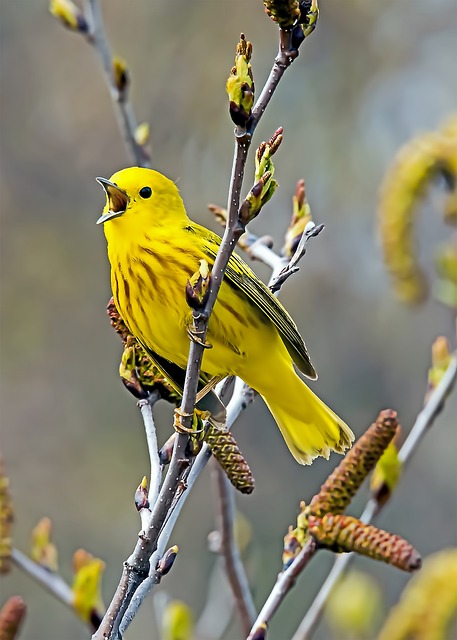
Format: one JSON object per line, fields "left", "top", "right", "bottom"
{"left": 205, "top": 427, "right": 255, "bottom": 494}
{"left": 0, "top": 596, "right": 27, "bottom": 640}
{"left": 305, "top": 410, "right": 399, "bottom": 520}
{"left": 308, "top": 514, "right": 422, "bottom": 572}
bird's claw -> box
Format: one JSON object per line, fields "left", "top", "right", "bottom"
{"left": 187, "top": 327, "right": 213, "bottom": 349}
{"left": 173, "top": 408, "right": 206, "bottom": 435}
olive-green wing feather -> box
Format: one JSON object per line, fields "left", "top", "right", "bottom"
{"left": 203, "top": 233, "right": 317, "bottom": 379}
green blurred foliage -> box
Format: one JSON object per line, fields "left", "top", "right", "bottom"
{"left": 325, "top": 570, "right": 382, "bottom": 639}
{"left": 1, "top": 1, "right": 456, "bottom": 638}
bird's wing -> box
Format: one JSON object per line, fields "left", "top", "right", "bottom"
{"left": 203, "top": 234, "right": 317, "bottom": 380}
{"left": 138, "top": 340, "right": 227, "bottom": 424}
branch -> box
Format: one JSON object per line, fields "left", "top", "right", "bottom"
{"left": 11, "top": 548, "right": 99, "bottom": 630}
{"left": 248, "top": 237, "right": 285, "bottom": 272}
{"left": 210, "top": 177, "right": 323, "bottom": 283}
{"left": 208, "top": 204, "right": 284, "bottom": 272}
{"left": 214, "top": 466, "right": 256, "bottom": 635}
{"left": 291, "top": 352, "right": 457, "bottom": 640}
{"left": 137, "top": 394, "right": 162, "bottom": 505}
{"left": 82, "top": 0, "right": 150, "bottom": 167}
{"left": 99, "top": 381, "right": 255, "bottom": 639}
{"left": 269, "top": 223, "right": 324, "bottom": 293}
{"left": 249, "top": 28, "right": 299, "bottom": 135}
{"left": 247, "top": 538, "right": 317, "bottom": 640}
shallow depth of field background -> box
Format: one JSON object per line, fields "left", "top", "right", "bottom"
{"left": 1, "top": 1, "right": 456, "bottom": 638}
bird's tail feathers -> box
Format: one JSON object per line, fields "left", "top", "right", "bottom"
{"left": 262, "top": 371, "right": 354, "bottom": 465}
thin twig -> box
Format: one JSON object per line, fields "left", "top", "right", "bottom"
{"left": 117, "top": 547, "right": 177, "bottom": 637}
{"left": 214, "top": 466, "right": 256, "bottom": 635}
{"left": 138, "top": 393, "right": 162, "bottom": 505}
{"left": 11, "top": 548, "right": 94, "bottom": 627}
{"left": 95, "top": 441, "right": 195, "bottom": 639}
{"left": 269, "top": 223, "right": 324, "bottom": 293}
{"left": 247, "top": 538, "right": 317, "bottom": 640}
{"left": 291, "top": 352, "right": 457, "bottom": 640}
{"left": 82, "top": 0, "right": 150, "bottom": 167}
{"left": 117, "top": 567, "right": 163, "bottom": 637}
{"left": 248, "top": 238, "right": 285, "bottom": 272}
{"left": 249, "top": 29, "right": 299, "bottom": 134}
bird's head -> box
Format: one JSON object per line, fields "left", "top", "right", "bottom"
{"left": 96, "top": 167, "right": 188, "bottom": 234}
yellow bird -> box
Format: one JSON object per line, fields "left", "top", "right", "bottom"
{"left": 97, "top": 167, "right": 354, "bottom": 464}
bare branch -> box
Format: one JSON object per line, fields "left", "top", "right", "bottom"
{"left": 249, "top": 29, "right": 299, "bottom": 135}
{"left": 248, "top": 238, "right": 285, "bottom": 272}
{"left": 137, "top": 394, "right": 162, "bottom": 506}
{"left": 214, "top": 466, "right": 256, "bottom": 635}
{"left": 118, "top": 546, "right": 178, "bottom": 637}
{"left": 82, "top": 0, "right": 150, "bottom": 167}
{"left": 269, "top": 223, "right": 324, "bottom": 293}
{"left": 11, "top": 548, "right": 101, "bottom": 631}
{"left": 247, "top": 538, "right": 318, "bottom": 640}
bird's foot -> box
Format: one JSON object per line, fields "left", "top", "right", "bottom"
{"left": 173, "top": 407, "right": 208, "bottom": 435}
{"left": 187, "top": 327, "right": 213, "bottom": 349}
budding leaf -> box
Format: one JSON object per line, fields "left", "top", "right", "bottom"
{"left": 30, "top": 517, "right": 58, "bottom": 573}
{"left": 186, "top": 260, "right": 211, "bottom": 310}
{"left": 49, "top": 0, "right": 88, "bottom": 32}
{"left": 72, "top": 549, "right": 105, "bottom": 625}
{"left": 162, "top": 600, "right": 194, "bottom": 640}
{"left": 226, "top": 34, "right": 254, "bottom": 128}
{"left": 370, "top": 440, "right": 402, "bottom": 506}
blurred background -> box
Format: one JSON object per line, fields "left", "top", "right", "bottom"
{"left": 1, "top": 0, "right": 456, "bottom": 638}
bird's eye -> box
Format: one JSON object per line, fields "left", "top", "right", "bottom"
{"left": 139, "top": 186, "right": 152, "bottom": 199}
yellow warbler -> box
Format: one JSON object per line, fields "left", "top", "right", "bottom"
{"left": 97, "top": 167, "right": 354, "bottom": 464}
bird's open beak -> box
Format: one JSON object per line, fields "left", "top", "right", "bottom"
{"left": 95, "top": 177, "right": 129, "bottom": 224}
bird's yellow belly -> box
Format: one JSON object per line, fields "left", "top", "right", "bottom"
{"left": 111, "top": 254, "right": 271, "bottom": 380}
{"left": 112, "top": 261, "right": 190, "bottom": 366}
